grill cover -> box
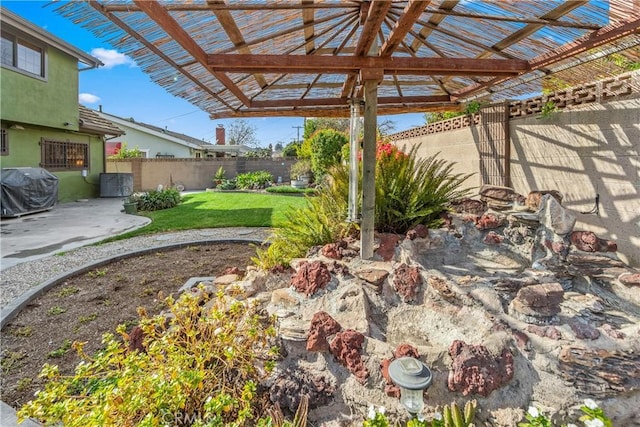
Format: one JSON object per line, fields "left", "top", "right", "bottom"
{"left": 1, "top": 168, "right": 58, "bottom": 217}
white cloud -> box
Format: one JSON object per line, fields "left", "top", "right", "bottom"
{"left": 79, "top": 93, "right": 101, "bottom": 104}
{"left": 91, "top": 48, "right": 135, "bottom": 69}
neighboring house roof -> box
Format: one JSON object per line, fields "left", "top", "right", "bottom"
{"left": 0, "top": 7, "right": 102, "bottom": 69}
{"left": 94, "top": 110, "right": 213, "bottom": 150}
{"left": 79, "top": 106, "right": 124, "bottom": 136}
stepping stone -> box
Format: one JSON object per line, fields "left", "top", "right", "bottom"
{"left": 179, "top": 276, "right": 215, "bottom": 292}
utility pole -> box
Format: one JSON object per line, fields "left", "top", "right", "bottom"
{"left": 292, "top": 125, "right": 303, "bottom": 143}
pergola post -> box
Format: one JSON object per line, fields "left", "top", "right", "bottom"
{"left": 347, "top": 99, "right": 362, "bottom": 223}
{"left": 360, "top": 72, "right": 381, "bottom": 260}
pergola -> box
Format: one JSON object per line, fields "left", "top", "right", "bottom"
{"left": 55, "top": 0, "right": 640, "bottom": 258}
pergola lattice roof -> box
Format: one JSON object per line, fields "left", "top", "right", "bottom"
{"left": 54, "top": 1, "right": 640, "bottom": 118}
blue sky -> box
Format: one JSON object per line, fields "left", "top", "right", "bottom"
{"left": 3, "top": 1, "right": 427, "bottom": 147}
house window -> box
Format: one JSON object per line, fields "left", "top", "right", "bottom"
{"left": 40, "top": 138, "right": 88, "bottom": 170}
{"left": 1, "top": 31, "right": 45, "bottom": 78}
{"left": 1, "top": 129, "right": 8, "bottom": 155}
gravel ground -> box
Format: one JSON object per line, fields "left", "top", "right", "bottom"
{"left": 0, "top": 227, "right": 272, "bottom": 308}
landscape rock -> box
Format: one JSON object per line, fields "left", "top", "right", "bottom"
{"left": 526, "top": 325, "right": 562, "bottom": 340}
{"left": 307, "top": 311, "right": 342, "bottom": 352}
{"left": 269, "top": 367, "right": 336, "bottom": 412}
{"left": 508, "top": 283, "right": 564, "bottom": 324}
{"left": 479, "top": 185, "right": 526, "bottom": 210}
{"left": 392, "top": 263, "right": 422, "bottom": 303}
{"left": 354, "top": 268, "right": 389, "bottom": 288}
{"left": 376, "top": 233, "right": 402, "bottom": 261}
{"left": 476, "top": 213, "right": 505, "bottom": 230}
{"left": 291, "top": 260, "right": 332, "bottom": 296}
{"left": 447, "top": 340, "right": 514, "bottom": 397}
{"left": 538, "top": 194, "right": 576, "bottom": 235}
{"left": 406, "top": 224, "right": 429, "bottom": 240}
{"left": 570, "top": 231, "right": 617, "bottom": 253}
{"left": 329, "top": 329, "right": 369, "bottom": 384}
{"left": 428, "top": 275, "right": 456, "bottom": 301}
{"left": 483, "top": 231, "right": 504, "bottom": 245}
{"left": 619, "top": 272, "right": 640, "bottom": 287}
{"left": 568, "top": 319, "right": 600, "bottom": 340}
{"left": 213, "top": 274, "right": 240, "bottom": 286}
{"left": 322, "top": 240, "right": 348, "bottom": 260}
{"left": 602, "top": 323, "right": 625, "bottom": 339}
{"left": 525, "top": 190, "right": 563, "bottom": 210}
{"left": 381, "top": 344, "right": 420, "bottom": 397}
{"left": 450, "top": 198, "right": 487, "bottom": 216}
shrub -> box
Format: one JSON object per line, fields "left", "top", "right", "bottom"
{"left": 265, "top": 186, "right": 316, "bottom": 195}
{"left": 282, "top": 141, "right": 300, "bottom": 157}
{"left": 309, "top": 129, "right": 348, "bottom": 179}
{"left": 290, "top": 159, "right": 313, "bottom": 180}
{"left": 18, "top": 291, "right": 279, "bottom": 426}
{"left": 255, "top": 144, "right": 471, "bottom": 268}
{"left": 217, "top": 179, "right": 237, "bottom": 190}
{"left": 136, "top": 188, "right": 181, "bottom": 211}
{"left": 236, "top": 171, "right": 273, "bottom": 190}
{"left": 108, "top": 142, "right": 142, "bottom": 159}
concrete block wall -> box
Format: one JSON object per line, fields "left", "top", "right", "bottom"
{"left": 392, "top": 97, "right": 640, "bottom": 267}
{"left": 510, "top": 97, "right": 639, "bottom": 267}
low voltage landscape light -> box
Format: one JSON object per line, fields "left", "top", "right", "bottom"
{"left": 388, "top": 356, "right": 433, "bottom": 415}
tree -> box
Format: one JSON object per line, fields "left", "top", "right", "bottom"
{"left": 303, "top": 118, "right": 350, "bottom": 139}
{"left": 274, "top": 142, "right": 284, "bottom": 151}
{"left": 227, "top": 119, "right": 259, "bottom": 147}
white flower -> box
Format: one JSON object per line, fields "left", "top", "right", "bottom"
{"left": 527, "top": 406, "right": 540, "bottom": 418}
{"left": 433, "top": 412, "right": 443, "bottom": 421}
{"left": 417, "top": 413, "right": 425, "bottom": 422}
{"left": 583, "top": 398, "right": 598, "bottom": 410}
{"left": 378, "top": 406, "right": 386, "bottom": 415}
{"left": 367, "top": 404, "right": 376, "bottom": 420}
{"left": 584, "top": 419, "right": 605, "bottom": 427}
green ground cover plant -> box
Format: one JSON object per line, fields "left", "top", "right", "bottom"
{"left": 102, "top": 192, "right": 308, "bottom": 242}
{"left": 18, "top": 291, "right": 280, "bottom": 426}
{"left": 236, "top": 170, "right": 274, "bottom": 189}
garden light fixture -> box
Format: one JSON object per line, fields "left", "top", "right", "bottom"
{"left": 388, "top": 357, "right": 432, "bottom": 415}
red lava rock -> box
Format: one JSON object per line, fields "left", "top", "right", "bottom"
{"left": 291, "top": 260, "right": 332, "bottom": 296}
{"left": 543, "top": 239, "right": 569, "bottom": 255}
{"left": 394, "top": 343, "right": 420, "bottom": 359}
{"left": 329, "top": 329, "right": 369, "bottom": 384}
{"left": 127, "top": 326, "right": 145, "bottom": 353}
{"left": 406, "top": 224, "right": 429, "bottom": 240}
{"left": 450, "top": 198, "right": 487, "bottom": 216}
{"left": 269, "top": 368, "right": 335, "bottom": 412}
{"left": 527, "top": 325, "right": 562, "bottom": 340}
{"left": 483, "top": 231, "right": 504, "bottom": 245}
{"left": 447, "top": 340, "right": 514, "bottom": 397}
{"left": 392, "top": 263, "right": 423, "bottom": 303}
{"left": 602, "top": 323, "right": 626, "bottom": 339}
{"left": 570, "top": 231, "right": 617, "bottom": 253}
{"left": 322, "top": 240, "right": 347, "bottom": 260}
{"left": 307, "top": 311, "right": 342, "bottom": 352}
{"left": 618, "top": 272, "right": 640, "bottom": 287}
{"left": 512, "top": 330, "right": 530, "bottom": 350}
{"left": 569, "top": 319, "right": 600, "bottom": 340}
{"left": 376, "top": 233, "right": 402, "bottom": 261}
{"left": 476, "top": 213, "right": 505, "bottom": 230}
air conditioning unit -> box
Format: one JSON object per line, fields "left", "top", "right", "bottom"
{"left": 99, "top": 173, "right": 133, "bottom": 197}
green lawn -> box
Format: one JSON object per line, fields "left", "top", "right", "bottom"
{"left": 103, "top": 191, "right": 309, "bottom": 242}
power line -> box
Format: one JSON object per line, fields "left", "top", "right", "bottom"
{"left": 292, "top": 125, "right": 303, "bottom": 143}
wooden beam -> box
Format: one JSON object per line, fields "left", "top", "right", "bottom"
{"left": 207, "top": 54, "right": 529, "bottom": 75}
{"left": 381, "top": 0, "right": 431, "bottom": 57}
{"left": 302, "top": 0, "right": 315, "bottom": 54}
{"left": 250, "top": 94, "right": 451, "bottom": 108}
{"left": 103, "top": 2, "right": 359, "bottom": 12}
{"left": 209, "top": 102, "right": 460, "bottom": 118}
{"left": 87, "top": 0, "right": 236, "bottom": 112}
{"left": 454, "top": 16, "right": 640, "bottom": 99}
{"left": 134, "top": 0, "right": 251, "bottom": 107}
{"left": 206, "top": 0, "right": 267, "bottom": 89}
{"left": 409, "top": 0, "right": 458, "bottom": 54}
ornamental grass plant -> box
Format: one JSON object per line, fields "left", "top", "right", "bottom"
{"left": 255, "top": 142, "right": 472, "bottom": 268}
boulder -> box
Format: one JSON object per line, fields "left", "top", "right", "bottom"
{"left": 447, "top": 340, "right": 514, "bottom": 397}
{"left": 538, "top": 194, "right": 576, "bottom": 235}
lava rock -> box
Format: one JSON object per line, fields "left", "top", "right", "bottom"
{"left": 447, "top": 340, "right": 514, "bottom": 397}
{"left": 291, "top": 260, "right": 332, "bottom": 296}
{"left": 569, "top": 319, "right": 600, "bottom": 340}
{"left": 376, "top": 233, "right": 402, "bottom": 261}
{"left": 406, "top": 224, "right": 429, "bottom": 240}
{"left": 476, "top": 213, "right": 505, "bottom": 230}
{"left": 329, "top": 329, "right": 369, "bottom": 384}
{"left": 450, "top": 198, "right": 487, "bottom": 216}
{"left": 525, "top": 190, "right": 563, "bottom": 210}
{"left": 484, "top": 231, "right": 504, "bottom": 245}
{"left": 392, "top": 263, "right": 423, "bottom": 303}
{"left": 307, "top": 311, "right": 342, "bottom": 352}
{"left": 570, "top": 231, "right": 617, "bottom": 253}
{"left": 269, "top": 367, "right": 336, "bottom": 412}
{"left": 322, "top": 240, "right": 348, "bottom": 260}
